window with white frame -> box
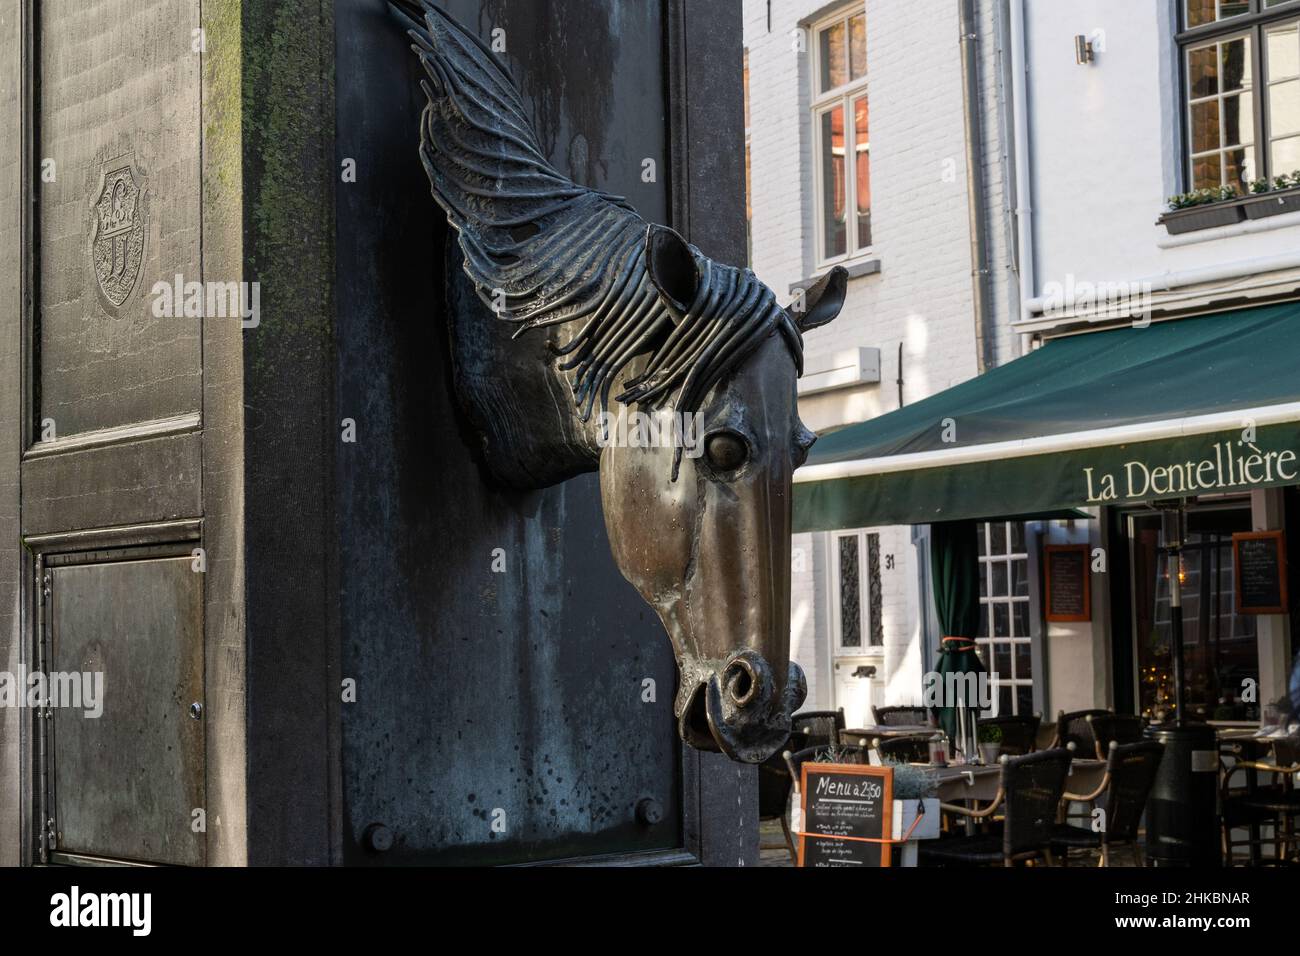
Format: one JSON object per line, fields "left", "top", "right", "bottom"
{"left": 832, "top": 529, "right": 883, "bottom": 653}
{"left": 811, "top": 6, "right": 870, "bottom": 266}
{"left": 976, "top": 521, "right": 1036, "bottom": 716}
{"left": 1179, "top": 0, "right": 1300, "bottom": 193}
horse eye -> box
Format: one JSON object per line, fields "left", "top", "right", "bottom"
{"left": 705, "top": 431, "right": 749, "bottom": 473}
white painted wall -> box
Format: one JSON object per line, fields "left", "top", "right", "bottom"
{"left": 1021, "top": 0, "right": 1300, "bottom": 327}
{"left": 745, "top": 0, "right": 1016, "bottom": 717}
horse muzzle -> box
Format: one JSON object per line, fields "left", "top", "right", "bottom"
{"left": 677, "top": 651, "right": 807, "bottom": 763}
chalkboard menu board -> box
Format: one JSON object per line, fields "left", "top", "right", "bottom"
{"left": 797, "top": 764, "right": 893, "bottom": 867}
{"left": 1233, "top": 531, "right": 1288, "bottom": 615}
{"left": 1045, "top": 544, "right": 1091, "bottom": 622}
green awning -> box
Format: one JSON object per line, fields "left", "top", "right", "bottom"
{"left": 794, "top": 302, "right": 1300, "bottom": 531}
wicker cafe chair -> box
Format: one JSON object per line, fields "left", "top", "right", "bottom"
{"left": 917, "top": 748, "right": 1074, "bottom": 867}
{"left": 1050, "top": 709, "right": 1112, "bottom": 757}
{"left": 874, "top": 734, "right": 933, "bottom": 765}
{"left": 1085, "top": 713, "right": 1147, "bottom": 760}
{"left": 1222, "top": 736, "right": 1300, "bottom": 866}
{"left": 873, "top": 705, "right": 930, "bottom": 727}
{"left": 978, "top": 714, "right": 1042, "bottom": 756}
{"left": 791, "top": 709, "right": 846, "bottom": 750}
{"left": 1051, "top": 740, "right": 1165, "bottom": 867}
{"left": 759, "top": 731, "right": 808, "bottom": 862}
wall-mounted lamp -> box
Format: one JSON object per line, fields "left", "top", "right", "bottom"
{"left": 1075, "top": 35, "right": 1096, "bottom": 65}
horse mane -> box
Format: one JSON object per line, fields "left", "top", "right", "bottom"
{"left": 395, "top": 1, "right": 803, "bottom": 475}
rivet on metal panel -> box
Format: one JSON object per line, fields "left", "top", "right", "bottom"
{"left": 364, "top": 823, "right": 394, "bottom": 852}
{"left": 635, "top": 797, "right": 664, "bottom": 826}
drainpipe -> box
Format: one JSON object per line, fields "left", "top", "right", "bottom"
{"left": 960, "top": 0, "right": 995, "bottom": 374}
{"left": 1009, "top": 0, "right": 1036, "bottom": 350}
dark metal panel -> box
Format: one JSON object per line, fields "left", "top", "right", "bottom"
{"left": 335, "top": 0, "right": 681, "bottom": 864}
{"left": 48, "top": 554, "right": 205, "bottom": 866}
{"left": 20, "top": 430, "right": 202, "bottom": 535}
{"left": 34, "top": 0, "right": 202, "bottom": 437}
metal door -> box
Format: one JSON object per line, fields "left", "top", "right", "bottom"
{"left": 43, "top": 547, "right": 205, "bottom": 865}
{"left": 14, "top": 0, "right": 212, "bottom": 865}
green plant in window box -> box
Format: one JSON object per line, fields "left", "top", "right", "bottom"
{"left": 1166, "top": 185, "right": 1238, "bottom": 210}
{"left": 1242, "top": 171, "right": 1300, "bottom": 220}
{"left": 1161, "top": 185, "right": 1246, "bottom": 233}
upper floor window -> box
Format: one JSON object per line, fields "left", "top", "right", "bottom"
{"left": 812, "top": 7, "right": 870, "bottom": 266}
{"left": 1179, "top": 0, "right": 1300, "bottom": 193}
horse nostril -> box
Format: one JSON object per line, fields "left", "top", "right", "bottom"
{"left": 724, "top": 657, "right": 760, "bottom": 708}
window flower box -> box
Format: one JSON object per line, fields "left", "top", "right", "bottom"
{"left": 1158, "top": 201, "right": 1245, "bottom": 235}
{"left": 1242, "top": 186, "right": 1300, "bottom": 220}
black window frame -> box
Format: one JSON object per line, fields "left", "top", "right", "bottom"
{"left": 1177, "top": 0, "right": 1300, "bottom": 192}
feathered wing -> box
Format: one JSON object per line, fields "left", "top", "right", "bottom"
{"left": 397, "top": 4, "right": 660, "bottom": 375}
{"left": 394, "top": 1, "right": 801, "bottom": 457}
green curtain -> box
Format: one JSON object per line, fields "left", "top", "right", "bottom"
{"left": 930, "top": 520, "right": 985, "bottom": 740}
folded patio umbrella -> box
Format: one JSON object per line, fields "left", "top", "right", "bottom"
{"left": 930, "top": 521, "right": 986, "bottom": 746}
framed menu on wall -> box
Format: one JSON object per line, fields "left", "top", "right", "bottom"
{"left": 1233, "top": 531, "right": 1288, "bottom": 615}
{"left": 797, "top": 763, "right": 893, "bottom": 867}
{"left": 1045, "top": 544, "right": 1091, "bottom": 622}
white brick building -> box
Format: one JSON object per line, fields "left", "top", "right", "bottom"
{"left": 761, "top": 0, "right": 1300, "bottom": 736}
{"left": 745, "top": 0, "right": 1023, "bottom": 726}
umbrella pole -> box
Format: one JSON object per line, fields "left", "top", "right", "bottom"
{"left": 1160, "top": 502, "right": 1188, "bottom": 728}
{"left": 1170, "top": 543, "right": 1186, "bottom": 728}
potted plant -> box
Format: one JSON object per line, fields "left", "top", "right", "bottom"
{"left": 977, "top": 723, "right": 1003, "bottom": 765}
{"left": 1242, "top": 171, "right": 1300, "bottom": 220}
{"left": 1158, "top": 185, "right": 1245, "bottom": 234}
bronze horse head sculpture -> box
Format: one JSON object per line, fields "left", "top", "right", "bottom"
{"left": 395, "top": 1, "right": 846, "bottom": 763}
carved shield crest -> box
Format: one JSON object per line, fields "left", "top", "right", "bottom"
{"left": 90, "top": 162, "right": 146, "bottom": 309}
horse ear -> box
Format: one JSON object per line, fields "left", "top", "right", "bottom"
{"left": 645, "top": 224, "right": 701, "bottom": 314}
{"left": 791, "top": 266, "right": 848, "bottom": 332}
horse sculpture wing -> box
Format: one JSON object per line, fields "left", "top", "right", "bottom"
{"left": 395, "top": 1, "right": 658, "bottom": 401}
{"left": 394, "top": 1, "right": 817, "bottom": 458}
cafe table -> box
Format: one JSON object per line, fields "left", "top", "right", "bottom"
{"left": 842, "top": 725, "right": 934, "bottom": 743}
{"left": 922, "top": 758, "right": 1108, "bottom": 803}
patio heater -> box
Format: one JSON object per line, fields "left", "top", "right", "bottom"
{"left": 1144, "top": 499, "right": 1222, "bottom": 866}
